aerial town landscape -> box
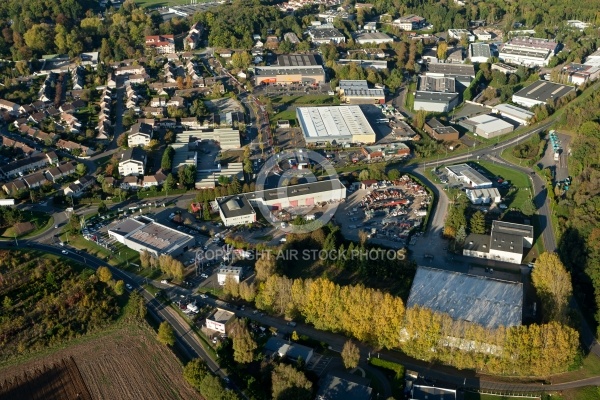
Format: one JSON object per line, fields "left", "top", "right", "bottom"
{"left": 0, "top": 0, "right": 599, "bottom": 399}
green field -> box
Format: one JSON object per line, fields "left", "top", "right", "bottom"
{"left": 465, "top": 393, "right": 539, "bottom": 400}
{"left": 271, "top": 94, "right": 338, "bottom": 105}
{"left": 1, "top": 211, "right": 54, "bottom": 239}
{"left": 470, "top": 160, "right": 532, "bottom": 210}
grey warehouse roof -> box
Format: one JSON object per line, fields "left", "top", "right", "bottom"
{"left": 414, "top": 91, "right": 459, "bottom": 104}
{"left": 218, "top": 195, "right": 256, "bottom": 218}
{"left": 513, "top": 80, "right": 575, "bottom": 103}
{"left": 296, "top": 106, "right": 375, "bottom": 139}
{"left": 407, "top": 266, "right": 523, "bottom": 329}
{"left": 277, "top": 54, "right": 320, "bottom": 66}
{"left": 471, "top": 42, "right": 491, "bottom": 58}
{"left": 246, "top": 179, "right": 345, "bottom": 202}
{"left": 427, "top": 63, "right": 475, "bottom": 77}
{"left": 446, "top": 163, "right": 492, "bottom": 187}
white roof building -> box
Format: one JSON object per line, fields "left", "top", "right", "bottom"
{"left": 469, "top": 42, "right": 491, "bottom": 63}
{"left": 460, "top": 114, "right": 514, "bottom": 139}
{"left": 492, "top": 104, "right": 534, "bottom": 126}
{"left": 466, "top": 187, "right": 501, "bottom": 204}
{"left": 445, "top": 164, "right": 493, "bottom": 188}
{"left": 296, "top": 106, "right": 376, "bottom": 144}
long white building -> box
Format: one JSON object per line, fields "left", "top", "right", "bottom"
{"left": 297, "top": 106, "right": 376, "bottom": 145}
{"left": 499, "top": 37, "right": 559, "bottom": 67}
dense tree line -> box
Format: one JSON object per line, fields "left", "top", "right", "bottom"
{"left": 0, "top": 250, "right": 120, "bottom": 361}
{"left": 556, "top": 90, "right": 600, "bottom": 335}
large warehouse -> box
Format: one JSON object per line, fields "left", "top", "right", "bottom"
{"left": 216, "top": 179, "right": 347, "bottom": 226}
{"left": 108, "top": 216, "right": 195, "bottom": 257}
{"left": 254, "top": 54, "right": 326, "bottom": 85}
{"left": 511, "top": 80, "right": 576, "bottom": 108}
{"left": 407, "top": 266, "right": 523, "bottom": 329}
{"left": 296, "top": 106, "right": 376, "bottom": 145}
{"left": 460, "top": 114, "right": 514, "bottom": 139}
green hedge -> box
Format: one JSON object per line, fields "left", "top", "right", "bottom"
{"left": 369, "top": 358, "right": 405, "bottom": 378}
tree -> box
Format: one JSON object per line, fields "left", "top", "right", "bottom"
{"left": 437, "top": 41, "right": 448, "bottom": 60}
{"left": 521, "top": 198, "right": 537, "bottom": 216}
{"left": 140, "top": 249, "right": 151, "bottom": 268}
{"left": 178, "top": 165, "right": 197, "bottom": 189}
{"left": 455, "top": 225, "right": 467, "bottom": 246}
{"left": 231, "top": 319, "right": 257, "bottom": 363}
{"left": 341, "top": 340, "right": 360, "bottom": 369}
{"left": 97, "top": 266, "right": 112, "bottom": 283}
{"left": 358, "top": 169, "right": 370, "bottom": 181}
{"left": 76, "top": 163, "right": 87, "bottom": 176}
{"left": 387, "top": 169, "right": 401, "bottom": 181}
{"left": 271, "top": 364, "right": 312, "bottom": 400}
{"left": 164, "top": 173, "right": 177, "bottom": 191}
{"left": 183, "top": 359, "right": 209, "bottom": 389}
{"left": 239, "top": 281, "right": 256, "bottom": 302}
{"left": 157, "top": 321, "right": 176, "bottom": 346}
{"left": 24, "top": 24, "right": 54, "bottom": 53}
{"left": 114, "top": 280, "right": 125, "bottom": 295}
{"left": 161, "top": 146, "right": 175, "bottom": 171}
{"left": 203, "top": 201, "right": 211, "bottom": 221}
{"left": 469, "top": 211, "right": 486, "bottom": 234}
{"left": 98, "top": 201, "right": 108, "bottom": 214}
{"left": 531, "top": 252, "right": 573, "bottom": 323}
{"left": 117, "top": 133, "right": 128, "bottom": 148}
{"left": 223, "top": 275, "right": 240, "bottom": 299}
{"left": 146, "top": 139, "right": 160, "bottom": 151}
{"left": 255, "top": 254, "right": 276, "bottom": 281}
{"left": 199, "top": 374, "right": 238, "bottom": 400}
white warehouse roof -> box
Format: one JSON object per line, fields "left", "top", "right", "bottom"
{"left": 407, "top": 266, "right": 523, "bottom": 329}
{"left": 296, "top": 106, "right": 376, "bottom": 143}
{"left": 493, "top": 103, "right": 534, "bottom": 121}
{"left": 465, "top": 114, "right": 514, "bottom": 135}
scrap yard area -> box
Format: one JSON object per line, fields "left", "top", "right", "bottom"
{"left": 0, "top": 325, "right": 199, "bottom": 400}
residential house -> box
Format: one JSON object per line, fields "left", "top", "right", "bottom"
{"left": 142, "top": 170, "right": 167, "bottom": 188}
{"left": 0, "top": 135, "right": 37, "bottom": 156}
{"left": 28, "top": 111, "right": 47, "bottom": 125}
{"left": 145, "top": 35, "right": 175, "bottom": 54}
{"left": 61, "top": 113, "right": 81, "bottom": 133}
{"left": 120, "top": 175, "right": 141, "bottom": 190}
{"left": 64, "top": 176, "right": 95, "bottom": 197}
{"left": 0, "top": 152, "right": 57, "bottom": 179}
{"left": 56, "top": 139, "right": 92, "bottom": 156}
{"left": 114, "top": 65, "right": 146, "bottom": 76}
{"left": 264, "top": 337, "right": 314, "bottom": 364}
{"left": 185, "top": 23, "right": 204, "bottom": 50}
{"left": 23, "top": 171, "right": 48, "bottom": 189}
{"left": 45, "top": 162, "right": 76, "bottom": 182}
{"left": 2, "top": 179, "right": 28, "bottom": 195}
{"left": 118, "top": 147, "right": 147, "bottom": 176}
{"left": 0, "top": 99, "right": 21, "bottom": 116}
{"left": 128, "top": 122, "right": 154, "bottom": 147}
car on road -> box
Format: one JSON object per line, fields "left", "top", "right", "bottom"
{"left": 200, "top": 273, "right": 209, "bottom": 279}
{"left": 161, "top": 279, "right": 169, "bottom": 284}
{"left": 61, "top": 250, "right": 68, "bottom": 255}
{"left": 54, "top": 225, "right": 59, "bottom": 229}
{"left": 200, "top": 294, "right": 208, "bottom": 299}
{"left": 125, "top": 283, "right": 133, "bottom": 290}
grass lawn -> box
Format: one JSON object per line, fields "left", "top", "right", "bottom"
{"left": 470, "top": 160, "right": 532, "bottom": 210}
{"left": 464, "top": 393, "right": 540, "bottom": 400}
{"left": 1, "top": 211, "right": 54, "bottom": 238}
{"left": 558, "top": 386, "right": 600, "bottom": 400}
{"left": 271, "top": 94, "right": 338, "bottom": 106}
{"left": 271, "top": 108, "right": 297, "bottom": 124}
{"left": 405, "top": 81, "right": 416, "bottom": 111}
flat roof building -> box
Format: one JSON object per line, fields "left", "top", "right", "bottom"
{"left": 355, "top": 31, "right": 393, "bottom": 45}
{"left": 499, "top": 37, "right": 559, "bottom": 67}
{"left": 460, "top": 114, "right": 514, "bottom": 139}
{"left": 108, "top": 216, "right": 195, "bottom": 257}
{"left": 411, "top": 385, "right": 456, "bottom": 400}
{"left": 464, "top": 221, "right": 533, "bottom": 264}
{"left": 338, "top": 80, "right": 385, "bottom": 104}
{"left": 255, "top": 54, "right": 325, "bottom": 85}
{"left": 217, "top": 195, "right": 256, "bottom": 227}
{"left": 469, "top": 42, "right": 491, "bottom": 63}
{"left": 492, "top": 103, "right": 534, "bottom": 125}
{"left": 424, "top": 118, "right": 460, "bottom": 141}
{"left": 445, "top": 163, "right": 492, "bottom": 188}
{"left": 296, "top": 106, "right": 376, "bottom": 144}
{"left": 264, "top": 337, "right": 314, "bottom": 364}
{"left": 466, "top": 187, "right": 501, "bottom": 204}
{"left": 337, "top": 59, "right": 388, "bottom": 70}
{"left": 217, "top": 266, "right": 243, "bottom": 285}
{"left": 407, "top": 266, "right": 523, "bottom": 329}
{"left": 317, "top": 373, "right": 373, "bottom": 400}
{"left": 308, "top": 26, "right": 346, "bottom": 45}
{"left": 512, "top": 80, "right": 576, "bottom": 108}
{"left": 413, "top": 91, "right": 460, "bottom": 113}
{"left": 206, "top": 308, "right": 235, "bottom": 334}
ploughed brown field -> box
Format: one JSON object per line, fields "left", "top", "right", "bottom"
{"left": 0, "top": 326, "right": 201, "bottom": 400}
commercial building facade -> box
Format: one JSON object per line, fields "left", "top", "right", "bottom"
{"left": 424, "top": 118, "right": 460, "bottom": 141}
{"left": 206, "top": 308, "right": 235, "bottom": 334}
{"left": 499, "top": 37, "right": 558, "bottom": 67}
{"left": 463, "top": 220, "right": 533, "bottom": 264}
{"left": 460, "top": 114, "right": 514, "bottom": 139}
{"left": 217, "top": 196, "right": 257, "bottom": 226}
{"left": 445, "top": 164, "right": 492, "bottom": 188}
{"left": 492, "top": 104, "right": 534, "bottom": 126}
{"left": 512, "top": 80, "right": 576, "bottom": 108}
{"left": 254, "top": 54, "right": 325, "bottom": 85}
{"left": 338, "top": 80, "right": 385, "bottom": 104}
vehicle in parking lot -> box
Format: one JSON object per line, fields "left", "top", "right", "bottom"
{"left": 200, "top": 294, "right": 208, "bottom": 299}
{"left": 200, "top": 273, "right": 209, "bottom": 278}
{"left": 161, "top": 279, "right": 169, "bottom": 284}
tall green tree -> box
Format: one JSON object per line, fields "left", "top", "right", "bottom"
{"left": 271, "top": 364, "right": 312, "bottom": 400}
{"left": 231, "top": 319, "right": 257, "bottom": 364}
{"left": 157, "top": 321, "right": 176, "bottom": 346}
{"left": 469, "top": 211, "right": 486, "bottom": 234}
{"left": 531, "top": 252, "right": 573, "bottom": 323}
{"left": 183, "top": 359, "right": 209, "bottom": 389}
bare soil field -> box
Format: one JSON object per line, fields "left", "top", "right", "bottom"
{"left": 0, "top": 325, "right": 201, "bottom": 400}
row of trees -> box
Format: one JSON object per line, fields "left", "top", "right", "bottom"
{"left": 183, "top": 358, "right": 239, "bottom": 400}
{"left": 139, "top": 251, "right": 185, "bottom": 280}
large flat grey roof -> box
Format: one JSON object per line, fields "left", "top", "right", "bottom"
{"left": 246, "top": 179, "right": 345, "bottom": 202}
{"left": 512, "top": 80, "right": 575, "bottom": 103}
{"left": 217, "top": 195, "right": 256, "bottom": 218}
{"left": 427, "top": 63, "right": 475, "bottom": 77}
{"left": 471, "top": 42, "right": 491, "bottom": 58}
{"left": 317, "top": 373, "right": 373, "bottom": 400}
{"left": 109, "top": 217, "right": 194, "bottom": 255}
{"left": 255, "top": 65, "right": 325, "bottom": 76}
{"left": 414, "top": 91, "right": 459, "bottom": 104}
{"left": 296, "top": 106, "right": 375, "bottom": 139}
{"left": 407, "top": 266, "right": 523, "bottom": 329}
{"left": 277, "top": 54, "right": 320, "bottom": 66}
{"left": 446, "top": 163, "right": 492, "bottom": 186}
